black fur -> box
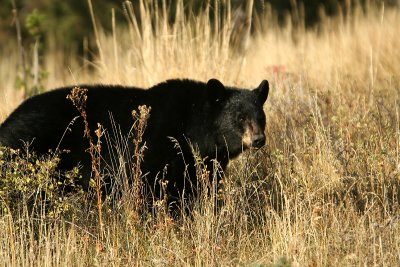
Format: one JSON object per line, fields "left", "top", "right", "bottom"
{"left": 0, "top": 79, "right": 269, "bottom": 202}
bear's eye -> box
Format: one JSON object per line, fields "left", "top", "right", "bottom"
{"left": 238, "top": 114, "right": 245, "bottom": 123}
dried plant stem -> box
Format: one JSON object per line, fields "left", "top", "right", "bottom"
{"left": 87, "top": 0, "right": 104, "bottom": 67}
{"left": 130, "top": 105, "right": 151, "bottom": 222}
{"left": 67, "top": 87, "right": 104, "bottom": 240}
{"left": 11, "top": 0, "right": 27, "bottom": 97}
{"left": 112, "top": 8, "right": 119, "bottom": 80}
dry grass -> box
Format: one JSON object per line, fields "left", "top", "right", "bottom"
{"left": 1, "top": 1, "right": 400, "bottom": 266}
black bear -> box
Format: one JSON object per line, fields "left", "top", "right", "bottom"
{"left": 0, "top": 79, "right": 269, "bottom": 203}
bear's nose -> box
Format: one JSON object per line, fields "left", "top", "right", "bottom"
{"left": 252, "top": 134, "right": 265, "bottom": 148}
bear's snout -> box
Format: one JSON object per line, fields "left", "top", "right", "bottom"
{"left": 252, "top": 133, "right": 265, "bottom": 148}
{"left": 242, "top": 120, "right": 266, "bottom": 149}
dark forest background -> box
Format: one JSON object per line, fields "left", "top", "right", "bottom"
{"left": 1, "top": 0, "right": 398, "bottom": 53}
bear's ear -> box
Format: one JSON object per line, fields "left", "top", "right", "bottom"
{"left": 253, "top": 80, "right": 269, "bottom": 104}
{"left": 206, "top": 78, "right": 226, "bottom": 102}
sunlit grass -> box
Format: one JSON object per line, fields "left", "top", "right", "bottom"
{"left": 0, "top": 1, "right": 399, "bottom": 266}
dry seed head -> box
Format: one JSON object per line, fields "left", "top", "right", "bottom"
{"left": 95, "top": 123, "right": 104, "bottom": 138}
{"left": 67, "top": 87, "right": 88, "bottom": 111}
{"left": 138, "top": 105, "right": 151, "bottom": 121}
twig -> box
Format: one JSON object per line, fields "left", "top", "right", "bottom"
{"left": 11, "top": 0, "right": 27, "bottom": 97}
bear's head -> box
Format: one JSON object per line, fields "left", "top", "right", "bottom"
{"left": 206, "top": 78, "right": 269, "bottom": 159}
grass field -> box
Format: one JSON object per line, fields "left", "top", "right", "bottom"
{"left": 0, "top": 1, "right": 399, "bottom": 266}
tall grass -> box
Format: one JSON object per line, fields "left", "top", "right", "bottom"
{"left": 1, "top": 1, "right": 400, "bottom": 266}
